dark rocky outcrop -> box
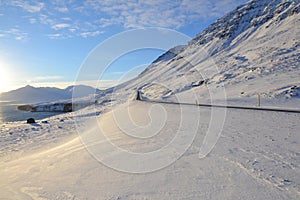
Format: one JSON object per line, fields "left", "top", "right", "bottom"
{"left": 27, "top": 118, "right": 36, "bottom": 124}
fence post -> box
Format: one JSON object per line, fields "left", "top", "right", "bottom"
{"left": 258, "top": 94, "right": 261, "bottom": 107}
{"left": 136, "top": 90, "right": 141, "bottom": 101}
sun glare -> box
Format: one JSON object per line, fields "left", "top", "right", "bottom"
{"left": 0, "top": 67, "right": 10, "bottom": 93}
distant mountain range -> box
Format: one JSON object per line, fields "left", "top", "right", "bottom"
{"left": 0, "top": 85, "right": 100, "bottom": 104}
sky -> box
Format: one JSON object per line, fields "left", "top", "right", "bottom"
{"left": 0, "top": 0, "right": 248, "bottom": 92}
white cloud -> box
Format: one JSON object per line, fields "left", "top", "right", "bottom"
{"left": 69, "top": 28, "right": 77, "bottom": 32}
{"left": 84, "top": 0, "right": 247, "bottom": 29}
{"left": 180, "top": 0, "right": 246, "bottom": 19}
{"left": 3, "top": 28, "right": 28, "bottom": 41}
{"left": 62, "top": 17, "right": 72, "bottom": 21}
{"left": 80, "top": 31, "right": 103, "bottom": 38}
{"left": 39, "top": 14, "right": 55, "bottom": 26}
{"left": 2, "top": 0, "right": 248, "bottom": 40}
{"left": 11, "top": 1, "right": 44, "bottom": 13}
{"left": 97, "top": 17, "right": 122, "bottom": 28}
{"left": 51, "top": 23, "right": 70, "bottom": 30}
{"left": 47, "top": 33, "right": 63, "bottom": 39}
{"left": 56, "top": 7, "right": 68, "bottom": 12}
{"left": 29, "top": 18, "right": 37, "bottom": 24}
{"left": 89, "top": 0, "right": 183, "bottom": 28}
{"left": 15, "top": 35, "right": 28, "bottom": 41}
{"left": 5, "top": 28, "right": 19, "bottom": 34}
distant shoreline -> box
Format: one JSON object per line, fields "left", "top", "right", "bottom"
{"left": 0, "top": 101, "right": 64, "bottom": 123}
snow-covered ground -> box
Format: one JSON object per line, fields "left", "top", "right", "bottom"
{"left": 0, "top": 100, "right": 299, "bottom": 199}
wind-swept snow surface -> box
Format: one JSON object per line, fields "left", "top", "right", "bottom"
{"left": 0, "top": 101, "right": 299, "bottom": 199}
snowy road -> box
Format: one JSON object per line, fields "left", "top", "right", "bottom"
{"left": 0, "top": 101, "right": 299, "bottom": 199}
{"left": 138, "top": 98, "right": 300, "bottom": 114}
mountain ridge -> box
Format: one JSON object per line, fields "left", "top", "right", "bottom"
{"left": 95, "top": 0, "right": 299, "bottom": 108}
{"left": 189, "top": 0, "right": 299, "bottom": 55}
{"left": 0, "top": 85, "right": 100, "bottom": 104}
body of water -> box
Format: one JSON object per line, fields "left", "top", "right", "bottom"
{"left": 0, "top": 101, "right": 64, "bottom": 123}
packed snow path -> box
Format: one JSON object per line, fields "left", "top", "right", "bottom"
{"left": 0, "top": 101, "right": 299, "bottom": 199}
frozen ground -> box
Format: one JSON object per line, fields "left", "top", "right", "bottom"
{"left": 0, "top": 100, "right": 299, "bottom": 199}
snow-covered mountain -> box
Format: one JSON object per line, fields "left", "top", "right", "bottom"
{"left": 19, "top": 0, "right": 299, "bottom": 111}
{"left": 95, "top": 0, "right": 299, "bottom": 108}
{"left": 0, "top": 85, "right": 100, "bottom": 104}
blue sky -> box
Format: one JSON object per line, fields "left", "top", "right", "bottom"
{"left": 0, "top": 0, "right": 247, "bottom": 92}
